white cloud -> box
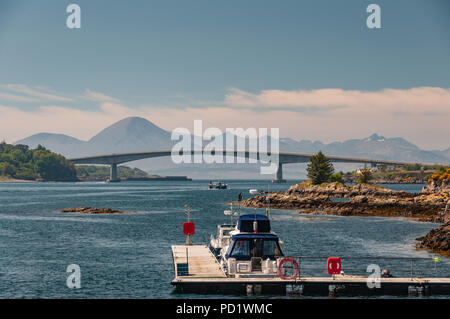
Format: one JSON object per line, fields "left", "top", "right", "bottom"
{"left": 0, "top": 91, "right": 39, "bottom": 103}
{"left": 225, "top": 87, "right": 450, "bottom": 116}
{"left": 0, "top": 86, "right": 449, "bottom": 150}
{"left": 0, "top": 84, "right": 73, "bottom": 102}
{"left": 83, "top": 89, "right": 120, "bottom": 103}
{"left": 0, "top": 102, "right": 146, "bottom": 142}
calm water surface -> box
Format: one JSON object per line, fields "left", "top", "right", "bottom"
{"left": 0, "top": 180, "right": 448, "bottom": 298}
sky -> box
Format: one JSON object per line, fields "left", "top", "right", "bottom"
{"left": 0, "top": 0, "right": 449, "bottom": 149}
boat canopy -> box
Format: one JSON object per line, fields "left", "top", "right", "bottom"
{"left": 237, "top": 214, "right": 271, "bottom": 233}
{"left": 231, "top": 233, "right": 278, "bottom": 240}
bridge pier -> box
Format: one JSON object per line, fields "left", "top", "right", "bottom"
{"left": 272, "top": 163, "right": 286, "bottom": 184}
{"left": 108, "top": 163, "right": 120, "bottom": 182}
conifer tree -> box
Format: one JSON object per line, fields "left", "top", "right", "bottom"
{"left": 306, "top": 151, "right": 334, "bottom": 185}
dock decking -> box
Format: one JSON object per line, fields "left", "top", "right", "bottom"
{"left": 171, "top": 244, "right": 450, "bottom": 295}
{"left": 172, "top": 245, "right": 226, "bottom": 278}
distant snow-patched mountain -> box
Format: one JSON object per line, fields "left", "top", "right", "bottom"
{"left": 289, "top": 133, "right": 447, "bottom": 164}
{"left": 277, "top": 133, "right": 448, "bottom": 164}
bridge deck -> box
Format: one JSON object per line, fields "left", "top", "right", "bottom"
{"left": 70, "top": 150, "right": 430, "bottom": 182}
{"left": 69, "top": 150, "right": 421, "bottom": 166}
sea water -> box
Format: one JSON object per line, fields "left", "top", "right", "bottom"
{"left": 0, "top": 181, "right": 447, "bottom": 298}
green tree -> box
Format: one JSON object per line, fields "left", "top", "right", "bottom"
{"left": 330, "top": 172, "right": 344, "bottom": 184}
{"left": 306, "top": 151, "right": 334, "bottom": 185}
{"left": 0, "top": 162, "right": 16, "bottom": 177}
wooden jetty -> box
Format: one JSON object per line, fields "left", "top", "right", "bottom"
{"left": 172, "top": 245, "right": 226, "bottom": 278}
{"left": 171, "top": 245, "right": 450, "bottom": 296}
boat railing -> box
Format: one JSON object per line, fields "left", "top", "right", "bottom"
{"left": 278, "top": 256, "right": 446, "bottom": 280}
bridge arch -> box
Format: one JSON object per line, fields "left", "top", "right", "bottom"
{"left": 69, "top": 150, "right": 413, "bottom": 183}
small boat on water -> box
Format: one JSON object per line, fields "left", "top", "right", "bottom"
{"left": 208, "top": 181, "right": 227, "bottom": 189}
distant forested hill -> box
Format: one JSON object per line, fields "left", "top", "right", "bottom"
{"left": 76, "top": 165, "right": 155, "bottom": 181}
{"left": 0, "top": 142, "right": 78, "bottom": 181}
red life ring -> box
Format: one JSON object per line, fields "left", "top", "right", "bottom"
{"left": 277, "top": 257, "right": 299, "bottom": 280}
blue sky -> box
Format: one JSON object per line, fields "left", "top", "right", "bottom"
{"left": 0, "top": 0, "right": 449, "bottom": 148}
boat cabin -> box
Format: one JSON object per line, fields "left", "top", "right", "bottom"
{"left": 222, "top": 214, "right": 284, "bottom": 275}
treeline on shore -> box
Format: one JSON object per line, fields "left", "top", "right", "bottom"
{"left": 0, "top": 142, "right": 153, "bottom": 182}
{"left": 0, "top": 142, "right": 77, "bottom": 181}
{"left": 76, "top": 165, "right": 153, "bottom": 181}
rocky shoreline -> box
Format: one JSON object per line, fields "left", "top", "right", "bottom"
{"left": 416, "top": 222, "right": 450, "bottom": 256}
{"left": 60, "top": 207, "right": 126, "bottom": 214}
{"left": 241, "top": 181, "right": 450, "bottom": 255}
{"left": 0, "top": 177, "right": 37, "bottom": 183}
{"left": 243, "top": 182, "right": 449, "bottom": 222}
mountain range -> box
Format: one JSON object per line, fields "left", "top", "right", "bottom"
{"left": 14, "top": 117, "right": 449, "bottom": 179}
{"left": 15, "top": 117, "right": 172, "bottom": 158}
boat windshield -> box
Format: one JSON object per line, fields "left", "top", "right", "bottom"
{"left": 222, "top": 229, "right": 232, "bottom": 237}
{"left": 227, "top": 238, "right": 283, "bottom": 260}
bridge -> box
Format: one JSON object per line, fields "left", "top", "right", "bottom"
{"left": 68, "top": 150, "right": 416, "bottom": 183}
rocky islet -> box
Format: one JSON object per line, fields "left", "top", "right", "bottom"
{"left": 242, "top": 180, "right": 450, "bottom": 255}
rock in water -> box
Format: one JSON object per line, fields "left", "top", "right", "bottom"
{"left": 60, "top": 207, "right": 125, "bottom": 214}
{"left": 416, "top": 222, "right": 450, "bottom": 255}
